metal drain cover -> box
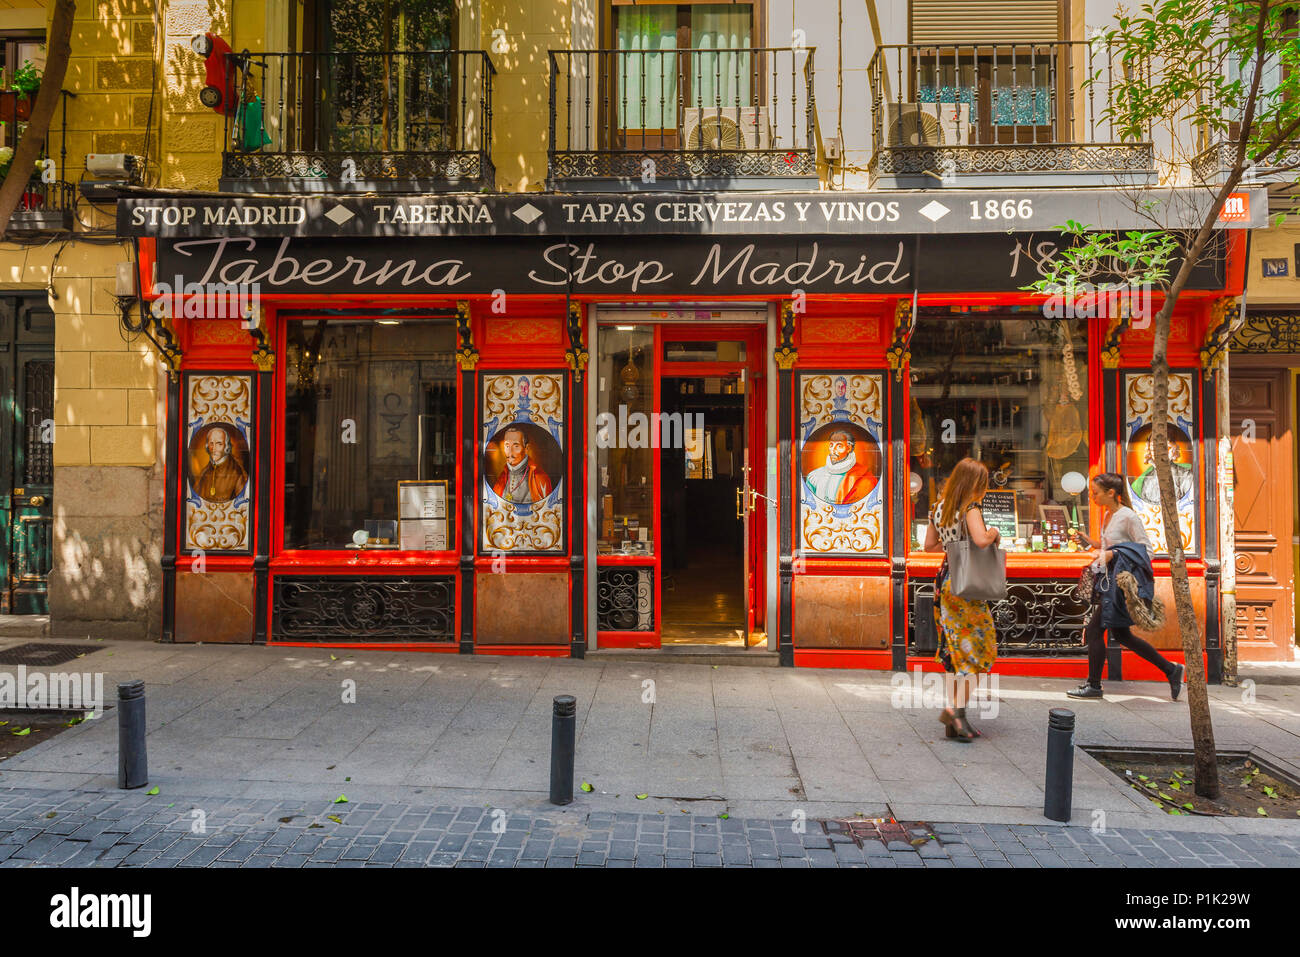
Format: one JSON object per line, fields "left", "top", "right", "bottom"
{"left": 0, "top": 642, "right": 102, "bottom": 666}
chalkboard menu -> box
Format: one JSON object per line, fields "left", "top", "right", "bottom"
{"left": 981, "top": 491, "right": 1018, "bottom": 541}
{"left": 398, "top": 480, "right": 449, "bottom": 551}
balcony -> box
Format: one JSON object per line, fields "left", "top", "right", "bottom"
{"left": 548, "top": 47, "right": 817, "bottom": 191}
{"left": 1193, "top": 137, "right": 1299, "bottom": 186}
{"left": 220, "top": 50, "right": 496, "bottom": 194}
{"left": 868, "top": 41, "right": 1155, "bottom": 188}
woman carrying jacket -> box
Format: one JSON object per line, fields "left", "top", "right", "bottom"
{"left": 923, "top": 457, "right": 999, "bottom": 742}
{"left": 1067, "top": 472, "right": 1184, "bottom": 700}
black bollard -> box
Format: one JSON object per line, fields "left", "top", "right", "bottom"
{"left": 1043, "top": 707, "right": 1075, "bottom": 822}
{"left": 549, "top": 694, "right": 576, "bottom": 806}
{"left": 117, "top": 680, "right": 148, "bottom": 790}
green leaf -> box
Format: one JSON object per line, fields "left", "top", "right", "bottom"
{"left": 580, "top": 781, "right": 593, "bottom": 793}
{"left": 1167, "top": 809, "right": 1182, "bottom": 815}
{"left": 334, "top": 794, "right": 348, "bottom": 804}
{"left": 635, "top": 793, "right": 648, "bottom": 800}
{"left": 45, "top": 811, "right": 56, "bottom": 818}
{"left": 11, "top": 728, "right": 29, "bottom": 736}
{"left": 1182, "top": 803, "right": 1194, "bottom": 810}
{"left": 308, "top": 823, "right": 324, "bottom": 829}
{"left": 1138, "top": 774, "right": 1149, "bottom": 781}
{"left": 719, "top": 813, "right": 729, "bottom": 819}
{"left": 345, "top": 776, "right": 351, "bottom": 782}
{"left": 1169, "top": 781, "right": 1181, "bottom": 790}
{"left": 146, "top": 786, "right": 159, "bottom": 795}
{"left": 1257, "top": 807, "right": 1268, "bottom": 816}
{"left": 327, "top": 815, "right": 343, "bottom": 824}
{"left": 1158, "top": 792, "right": 1173, "bottom": 801}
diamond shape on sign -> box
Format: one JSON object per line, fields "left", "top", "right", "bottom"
{"left": 513, "top": 203, "right": 543, "bottom": 225}
{"left": 919, "top": 200, "right": 950, "bottom": 223}
{"left": 325, "top": 205, "right": 355, "bottom": 225}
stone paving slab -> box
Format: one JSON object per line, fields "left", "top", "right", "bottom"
{"left": 0, "top": 785, "right": 1297, "bottom": 869}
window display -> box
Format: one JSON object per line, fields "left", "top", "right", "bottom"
{"left": 909, "top": 314, "right": 1089, "bottom": 553}
{"left": 283, "top": 318, "right": 457, "bottom": 550}
{"left": 597, "top": 327, "right": 654, "bottom": 556}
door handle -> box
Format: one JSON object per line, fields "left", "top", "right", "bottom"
{"left": 736, "top": 486, "right": 745, "bottom": 519}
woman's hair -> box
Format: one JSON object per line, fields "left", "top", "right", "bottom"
{"left": 938, "top": 458, "right": 990, "bottom": 526}
{"left": 1091, "top": 471, "right": 1132, "bottom": 508}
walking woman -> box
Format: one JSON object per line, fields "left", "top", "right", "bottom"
{"left": 1067, "top": 472, "right": 1184, "bottom": 700}
{"left": 923, "top": 457, "right": 999, "bottom": 742}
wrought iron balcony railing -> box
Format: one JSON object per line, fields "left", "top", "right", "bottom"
{"left": 3, "top": 177, "right": 74, "bottom": 234}
{"left": 868, "top": 40, "right": 1155, "bottom": 186}
{"left": 1192, "top": 137, "right": 1300, "bottom": 185}
{"left": 221, "top": 50, "right": 496, "bottom": 193}
{"left": 548, "top": 47, "right": 817, "bottom": 190}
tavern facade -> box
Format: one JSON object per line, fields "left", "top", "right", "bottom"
{"left": 0, "top": 0, "right": 1289, "bottom": 679}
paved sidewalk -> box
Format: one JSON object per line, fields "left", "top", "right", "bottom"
{"left": 0, "top": 637, "right": 1298, "bottom": 834}
{"left": 0, "top": 786, "right": 1297, "bottom": 868}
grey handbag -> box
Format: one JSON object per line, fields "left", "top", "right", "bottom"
{"left": 944, "top": 509, "right": 1007, "bottom": 602}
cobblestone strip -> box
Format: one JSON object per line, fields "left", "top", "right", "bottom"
{"left": 0, "top": 788, "right": 1297, "bottom": 868}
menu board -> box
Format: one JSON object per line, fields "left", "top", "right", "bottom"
{"left": 981, "top": 491, "right": 1018, "bottom": 541}
{"left": 398, "top": 480, "right": 449, "bottom": 551}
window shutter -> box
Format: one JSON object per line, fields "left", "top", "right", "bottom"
{"left": 910, "top": 0, "right": 1060, "bottom": 43}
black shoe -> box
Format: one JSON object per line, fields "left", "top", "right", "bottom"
{"left": 1168, "top": 664, "right": 1185, "bottom": 701}
{"left": 1066, "top": 683, "right": 1103, "bottom": 699}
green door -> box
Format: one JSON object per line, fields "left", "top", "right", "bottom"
{"left": 0, "top": 296, "right": 53, "bottom": 615}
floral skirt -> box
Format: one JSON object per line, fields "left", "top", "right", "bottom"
{"left": 935, "top": 572, "right": 997, "bottom": 675}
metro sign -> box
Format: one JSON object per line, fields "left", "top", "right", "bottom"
{"left": 1219, "top": 192, "right": 1250, "bottom": 222}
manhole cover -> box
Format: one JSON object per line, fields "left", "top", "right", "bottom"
{"left": 0, "top": 642, "right": 102, "bottom": 666}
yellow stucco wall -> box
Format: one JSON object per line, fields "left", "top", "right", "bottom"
{"left": 1246, "top": 222, "right": 1300, "bottom": 307}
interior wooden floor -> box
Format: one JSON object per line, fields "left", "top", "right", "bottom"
{"left": 661, "top": 543, "right": 759, "bottom": 646}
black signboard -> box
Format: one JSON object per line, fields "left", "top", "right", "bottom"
{"left": 118, "top": 187, "right": 1269, "bottom": 238}
{"left": 152, "top": 233, "right": 1225, "bottom": 297}
{"left": 981, "top": 491, "right": 1019, "bottom": 542}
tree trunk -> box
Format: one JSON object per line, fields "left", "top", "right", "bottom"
{"left": 1218, "top": 349, "right": 1238, "bottom": 687}
{"left": 1149, "top": 292, "right": 1220, "bottom": 798}
{"left": 0, "top": 0, "right": 75, "bottom": 237}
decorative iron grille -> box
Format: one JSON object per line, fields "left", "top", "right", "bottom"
{"left": 272, "top": 575, "right": 456, "bottom": 642}
{"left": 221, "top": 50, "right": 495, "bottom": 192}
{"left": 908, "top": 577, "right": 1091, "bottom": 657}
{"left": 23, "top": 359, "right": 53, "bottom": 486}
{"left": 1231, "top": 313, "right": 1300, "bottom": 353}
{"left": 597, "top": 566, "right": 654, "bottom": 632}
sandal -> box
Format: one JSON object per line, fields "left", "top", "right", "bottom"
{"left": 939, "top": 708, "right": 975, "bottom": 743}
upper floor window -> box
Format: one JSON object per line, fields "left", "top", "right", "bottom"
{"left": 315, "top": 0, "right": 455, "bottom": 51}
{"left": 612, "top": 2, "right": 756, "bottom": 139}
{"left": 0, "top": 33, "right": 44, "bottom": 150}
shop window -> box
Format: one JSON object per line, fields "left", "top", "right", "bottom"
{"left": 909, "top": 315, "right": 1090, "bottom": 554}
{"left": 284, "top": 318, "right": 457, "bottom": 550}
{"left": 596, "top": 326, "right": 654, "bottom": 556}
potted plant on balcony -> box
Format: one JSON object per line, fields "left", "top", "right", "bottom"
{"left": 0, "top": 62, "right": 42, "bottom": 123}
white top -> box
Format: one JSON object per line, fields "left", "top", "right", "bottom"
{"left": 1100, "top": 505, "right": 1151, "bottom": 550}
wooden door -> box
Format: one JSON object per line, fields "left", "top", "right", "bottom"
{"left": 0, "top": 295, "right": 54, "bottom": 614}
{"left": 1229, "top": 369, "right": 1295, "bottom": 660}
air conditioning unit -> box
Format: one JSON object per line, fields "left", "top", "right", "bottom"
{"left": 681, "top": 106, "right": 772, "bottom": 150}
{"left": 885, "top": 102, "right": 971, "bottom": 147}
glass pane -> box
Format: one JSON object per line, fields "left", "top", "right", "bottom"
{"left": 615, "top": 7, "right": 678, "bottom": 131}
{"left": 991, "top": 62, "right": 1051, "bottom": 126}
{"left": 597, "top": 327, "right": 655, "bottom": 556}
{"left": 663, "top": 340, "right": 747, "bottom": 363}
{"left": 909, "top": 316, "right": 1089, "bottom": 553}
{"left": 690, "top": 4, "right": 753, "bottom": 109}
{"left": 284, "top": 319, "right": 457, "bottom": 549}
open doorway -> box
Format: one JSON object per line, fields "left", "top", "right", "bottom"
{"left": 660, "top": 374, "right": 748, "bottom": 644}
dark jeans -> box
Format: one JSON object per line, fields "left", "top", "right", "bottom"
{"left": 1085, "top": 604, "right": 1174, "bottom": 687}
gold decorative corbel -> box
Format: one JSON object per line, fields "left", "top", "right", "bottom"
{"left": 454, "top": 300, "right": 479, "bottom": 370}
{"left": 564, "top": 302, "right": 590, "bottom": 382}
{"left": 774, "top": 300, "right": 798, "bottom": 370}
{"left": 885, "top": 298, "right": 914, "bottom": 381}
{"left": 1199, "top": 295, "right": 1241, "bottom": 378}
